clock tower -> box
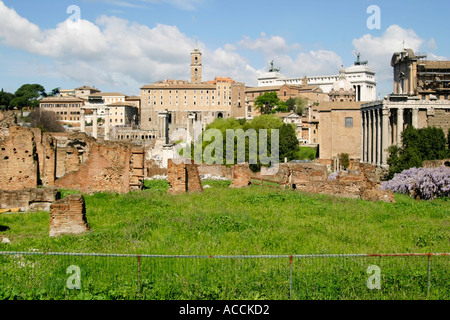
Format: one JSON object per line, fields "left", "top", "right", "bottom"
{"left": 191, "top": 48, "right": 202, "bottom": 84}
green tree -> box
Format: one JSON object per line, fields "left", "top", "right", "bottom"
{"left": 448, "top": 129, "right": 450, "bottom": 151}
{"left": 254, "top": 92, "right": 281, "bottom": 115}
{"left": 339, "top": 153, "right": 350, "bottom": 170}
{"left": 10, "top": 84, "right": 46, "bottom": 115}
{"left": 197, "top": 115, "right": 299, "bottom": 172}
{"left": 49, "top": 88, "right": 61, "bottom": 97}
{"left": 0, "top": 89, "right": 15, "bottom": 111}
{"left": 294, "top": 96, "right": 308, "bottom": 116}
{"left": 279, "top": 123, "right": 300, "bottom": 161}
{"left": 285, "top": 98, "right": 296, "bottom": 112}
{"left": 387, "top": 126, "right": 450, "bottom": 179}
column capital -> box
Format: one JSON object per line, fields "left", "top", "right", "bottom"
{"left": 382, "top": 108, "right": 390, "bottom": 117}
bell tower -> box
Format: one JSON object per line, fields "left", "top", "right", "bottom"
{"left": 191, "top": 48, "right": 202, "bottom": 84}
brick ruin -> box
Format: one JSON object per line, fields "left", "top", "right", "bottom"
{"left": 232, "top": 162, "right": 395, "bottom": 203}
{"left": 49, "top": 194, "right": 90, "bottom": 237}
{"left": 0, "top": 125, "right": 145, "bottom": 195}
{"left": 0, "top": 110, "right": 394, "bottom": 214}
{"left": 167, "top": 159, "right": 203, "bottom": 194}
{"left": 55, "top": 140, "right": 145, "bottom": 194}
{"left": 229, "top": 164, "right": 253, "bottom": 188}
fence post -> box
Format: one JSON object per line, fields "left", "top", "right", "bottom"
{"left": 137, "top": 255, "right": 141, "bottom": 293}
{"left": 427, "top": 255, "right": 431, "bottom": 298}
{"left": 289, "top": 256, "right": 293, "bottom": 300}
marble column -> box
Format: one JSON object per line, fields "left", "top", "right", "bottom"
{"left": 397, "top": 108, "right": 404, "bottom": 146}
{"left": 93, "top": 109, "right": 98, "bottom": 139}
{"left": 368, "top": 110, "right": 373, "bottom": 164}
{"left": 382, "top": 108, "right": 390, "bottom": 166}
{"left": 376, "top": 109, "right": 382, "bottom": 166}
{"left": 104, "top": 107, "right": 110, "bottom": 140}
{"left": 80, "top": 109, "right": 86, "bottom": 133}
{"left": 412, "top": 108, "right": 419, "bottom": 129}
{"left": 361, "top": 110, "right": 365, "bottom": 162}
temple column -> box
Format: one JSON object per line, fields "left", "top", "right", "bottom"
{"left": 376, "top": 109, "right": 382, "bottom": 166}
{"left": 361, "top": 110, "right": 365, "bottom": 162}
{"left": 397, "top": 108, "right": 404, "bottom": 146}
{"left": 382, "top": 108, "right": 390, "bottom": 166}
{"left": 104, "top": 107, "right": 110, "bottom": 140}
{"left": 80, "top": 108, "right": 86, "bottom": 133}
{"left": 93, "top": 109, "right": 98, "bottom": 139}
{"left": 368, "top": 110, "right": 373, "bottom": 164}
{"left": 412, "top": 108, "right": 419, "bottom": 129}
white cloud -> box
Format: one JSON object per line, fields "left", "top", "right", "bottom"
{"left": 352, "top": 25, "right": 424, "bottom": 85}
{"left": 0, "top": 1, "right": 253, "bottom": 94}
{"left": 238, "top": 33, "right": 342, "bottom": 78}
{"left": 352, "top": 24, "right": 449, "bottom": 97}
{"left": 239, "top": 32, "right": 302, "bottom": 58}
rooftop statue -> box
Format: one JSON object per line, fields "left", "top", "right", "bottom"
{"left": 354, "top": 52, "right": 368, "bottom": 66}
{"left": 269, "top": 60, "right": 281, "bottom": 72}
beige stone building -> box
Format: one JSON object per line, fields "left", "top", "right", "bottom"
{"left": 39, "top": 97, "right": 85, "bottom": 126}
{"left": 140, "top": 49, "right": 246, "bottom": 143}
{"left": 313, "top": 101, "right": 364, "bottom": 163}
{"left": 74, "top": 86, "right": 101, "bottom": 99}
{"left": 362, "top": 49, "right": 450, "bottom": 167}
{"left": 245, "top": 81, "right": 327, "bottom": 118}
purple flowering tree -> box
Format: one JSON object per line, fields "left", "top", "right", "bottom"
{"left": 381, "top": 167, "right": 450, "bottom": 200}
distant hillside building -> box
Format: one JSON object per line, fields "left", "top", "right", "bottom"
{"left": 39, "top": 96, "right": 85, "bottom": 126}
{"left": 140, "top": 49, "right": 246, "bottom": 143}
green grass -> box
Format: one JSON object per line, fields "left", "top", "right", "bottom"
{"left": 0, "top": 180, "right": 449, "bottom": 300}
{"left": 1, "top": 180, "right": 449, "bottom": 255}
{"left": 295, "top": 147, "right": 317, "bottom": 161}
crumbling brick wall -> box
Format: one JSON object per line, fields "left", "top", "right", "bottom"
{"left": 167, "top": 159, "right": 203, "bottom": 194}
{"left": 49, "top": 194, "right": 89, "bottom": 237}
{"left": 55, "top": 141, "right": 145, "bottom": 194}
{"left": 32, "top": 128, "right": 57, "bottom": 187}
{"left": 229, "top": 163, "right": 253, "bottom": 188}
{"left": 0, "top": 126, "right": 39, "bottom": 190}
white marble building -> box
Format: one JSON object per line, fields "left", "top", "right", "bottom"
{"left": 258, "top": 57, "right": 377, "bottom": 102}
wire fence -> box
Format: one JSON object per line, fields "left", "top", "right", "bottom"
{"left": 0, "top": 252, "right": 448, "bottom": 300}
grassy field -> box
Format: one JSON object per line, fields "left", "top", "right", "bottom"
{"left": 0, "top": 180, "right": 449, "bottom": 300}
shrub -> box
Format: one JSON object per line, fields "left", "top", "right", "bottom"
{"left": 381, "top": 167, "right": 450, "bottom": 200}
{"left": 339, "top": 153, "right": 350, "bottom": 170}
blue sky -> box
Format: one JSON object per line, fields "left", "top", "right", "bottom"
{"left": 0, "top": 0, "right": 449, "bottom": 97}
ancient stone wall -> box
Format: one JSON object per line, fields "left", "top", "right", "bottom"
{"left": 428, "top": 109, "right": 450, "bottom": 136}
{"left": 229, "top": 163, "right": 253, "bottom": 188}
{"left": 0, "top": 126, "right": 39, "bottom": 190}
{"left": 167, "top": 159, "right": 203, "bottom": 194}
{"left": 197, "top": 164, "right": 233, "bottom": 180}
{"left": 147, "top": 159, "right": 168, "bottom": 178}
{"left": 49, "top": 194, "right": 89, "bottom": 237}
{"left": 55, "top": 141, "right": 144, "bottom": 194}
{"left": 32, "top": 128, "right": 57, "bottom": 187}
{"left": 186, "top": 163, "right": 204, "bottom": 193}
{"left": 423, "top": 159, "right": 450, "bottom": 168}
{"left": 0, "top": 188, "right": 60, "bottom": 212}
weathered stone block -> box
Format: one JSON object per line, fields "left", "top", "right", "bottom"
{"left": 0, "top": 188, "right": 60, "bottom": 212}
{"left": 229, "top": 163, "right": 252, "bottom": 188}
{"left": 49, "top": 194, "right": 89, "bottom": 237}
